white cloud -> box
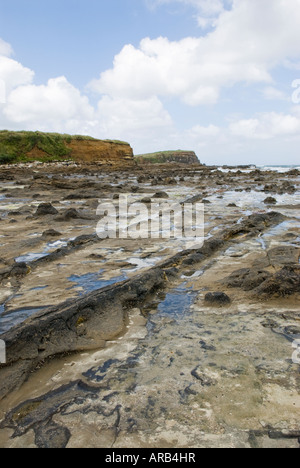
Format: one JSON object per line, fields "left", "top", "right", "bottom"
{"left": 187, "top": 124, "right": 221, "bottom": 139}
{"left": 229, "top": 112, "right": 300, "bottom": 140}
{"left": 96, "top": 95, "right": 173, "bottom": 144}
{"left": 4, "top": 76, "right": 96, "bottom": 134}
{"left": 89, "top": 36, "right": 222, "bottom": 105}
{"left": 147, "top": 0, "right": 232, "bottom": 28}
{"left": 0, "top": 56, "right": 34, "bottom": 95}
{"left": 262, "top": 87, "right": 288, "bottom": 101}
{"left": 0, "top": 38, "right": 13, "bottom": 57}
{"left": 0, "top": 39, "right": 34, "bottom": 97}
{"left": 90, "top": 0, "right": 300, "bottom": 107}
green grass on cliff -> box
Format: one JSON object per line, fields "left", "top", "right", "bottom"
{"left": 135, "top": 150, "right": 195, "bottom": 164}
{"left": 0, "top": 131, "right": 74, "bottom": 164}
{"left": 0, "top": 131, "right": 129, "bottom": 164}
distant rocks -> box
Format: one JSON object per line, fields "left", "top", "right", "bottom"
{"left": 263, "top": 181, "right": 296, "bottom": 195}
{"left": 135, "top": 150, "right": 200, "bottom": 165}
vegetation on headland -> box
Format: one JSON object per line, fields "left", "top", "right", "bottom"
{"left": 135, "top": 150, "right": 199, "bottom": 164}
{"left": 0, "top": 130, "right": 129, "bottom": 164}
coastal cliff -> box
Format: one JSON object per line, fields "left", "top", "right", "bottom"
{"left": 0, "top": 131, "right": 134, "bottom": 167}
{"left": 135, "top": 150, "right": 200, "bottom": 165}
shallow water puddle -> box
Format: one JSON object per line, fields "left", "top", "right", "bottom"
{"left": 125, "top": 256, "right": 162, "bottom": 272}
{"left": 0, "top": 306, "right": 48, "bottom": 334}
{"left": 15, "top": 240, "right": 69, "bottom": 263}
{"left": 156, "top": 289, "right": 197, "bottom": 318}
{"left": 67, "top": 270, "right": 127, "bottom": 295}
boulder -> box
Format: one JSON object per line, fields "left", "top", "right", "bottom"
{"left": 204, "top": 292, "right": 231, "bottom": 306}
{"left": 264, "top": 197, "right": 277, "bottom": 205}
{"left": 10, "top": 262, "right": 29, "bottom": 278}
{"left": 42, "top": 229, "right": 62, "bottom": 238}
{"left": 35, "top": 203, "right": 58, "bottom": 216}
{"left": 55, "top": 208, "right": 81, "bottom": 221}
{"left": 153, "top": 192, "right": 169, "bottom": 199}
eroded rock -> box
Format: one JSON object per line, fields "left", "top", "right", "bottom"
{"left": 204, "top": 292, "right": 231, "bottom": 306}
{"left": 35, "top": 203, "right": 59, "bottom": 216}
{"left": 255, "top": 265, "right": 300, "bottom": 297}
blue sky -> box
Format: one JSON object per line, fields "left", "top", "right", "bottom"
{"left": 1, "top": 0, "right": 300, "bottom": 165}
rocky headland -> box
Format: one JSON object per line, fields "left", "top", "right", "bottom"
{"left": 0, "top": 158, "right": 299, "bottom": 448}
{"left": 135, "top": 150, "right": 200, "bottom": 165}
{"left": 0, "top": 131, "right": 134, "bottom": 168}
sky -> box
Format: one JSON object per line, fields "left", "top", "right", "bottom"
{"left": 1, "top": 0, "right": 300, "bottom": 165}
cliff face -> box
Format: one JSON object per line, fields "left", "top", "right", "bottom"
{"left": 66, "top": 139, "right": 134, "bottom": 166}
{"left": 0, "top": 131, "right": 134, "bottom": 167}
{"left": 135, "top": 150, "right": 200, "bottom": 165}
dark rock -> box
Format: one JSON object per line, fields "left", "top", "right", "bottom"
{"left": 264, "top": 197, "right": 277, "bottom": 205}
{"left": 42, "top": 229, "right": 62, "bottom": 238}
{"left": 224, "top": 268, "right": 272, "bottom": 291}
{"left": 204, "top": 292, "right": 231, "bottom": 306}
{"left": 267, "top": 246, "right": 299, "bottom": 266}
{"left": 10, "top": 262, "right": 29, "bottom": 278}
{"left": 255, "top": 265, "right": 300, "bottom": 297}
{"left": 199, "top": 340, "right": 216, "bottom": 351}
{"left": 263, "top": 184, "right": 277, "bottom": 193}
{"left": 56, "top": 208, "right": 80, "bottom": 221}
{"left": 183, "top": 194, "right": 203, "bottom": 204}
{"left": 8, "top": 211, "right": 24, "bottom": 217}
{"left": 228, "top": 203, "right": 237, "bottom": 207}
{"left": 153, "top": 192, "right": 169, "bottom": 199}
{"left": 35, "top": 420, "right": 71, "bottom": 449}
{"left": 182, "top": 253, "right": 205, "bottom": 266}
{"left": 140, "top": 197, "right": 152, "bottom": 204}
{"left": 287, "top": 169, "right": 300, "bottom": 176}
{"left": 35, "top": 203, "right": 58, "bottom": 216}
{"left": 165, "top": 177, "right": 177, "bottom": 185}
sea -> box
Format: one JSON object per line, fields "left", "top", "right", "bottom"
{"left": 217, "top": 165, "right": 300, "bottom": 173}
